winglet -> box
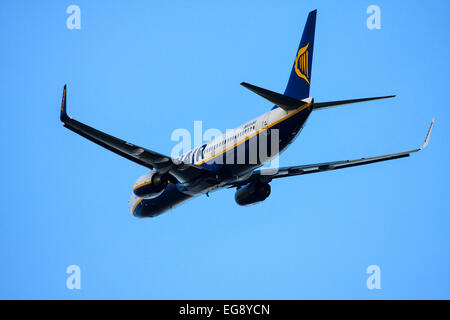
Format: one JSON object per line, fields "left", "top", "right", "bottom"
{"left": 60, "top": 84, "right": 69, "bottom": 122}
{"left": 420, "top": 119, "right": 434, "bottom": 150}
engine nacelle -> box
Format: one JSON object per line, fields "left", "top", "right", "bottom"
{"left": 133, "top": 171, "right": 168, "bottom": 198}
{"left": 235, "top": 182, "right": 271, "bottom": 206}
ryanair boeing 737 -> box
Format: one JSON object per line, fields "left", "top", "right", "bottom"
{"left": 60, "top": 10, "right": 433, "bottom": 218}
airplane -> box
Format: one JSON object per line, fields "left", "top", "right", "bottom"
{"left": 60, "top": 10, "right": 433, "bottom": 218}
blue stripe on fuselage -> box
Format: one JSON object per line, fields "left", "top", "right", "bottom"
{"left": 133, "top": 106, "right": 312, "bottom": 218}
{"left": 199, "top": 106, "right": 312, "bottom": 173}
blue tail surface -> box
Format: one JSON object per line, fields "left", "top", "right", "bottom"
{"left": 284, "top": 10, "right": 317, "bottom": 100}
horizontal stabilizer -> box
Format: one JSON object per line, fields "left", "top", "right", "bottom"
{"left": 241, "top": 82, "right": 310, "bottom": 111}
{"left": 313, "top": 95, "right": 396, "bottom": 111}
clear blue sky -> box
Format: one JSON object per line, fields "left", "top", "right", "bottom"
{"left": 0, "top": 1, "right": 448, "bottom": 299}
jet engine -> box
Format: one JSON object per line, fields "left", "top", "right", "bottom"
{"left": 133, "top": 171, "right": 168, "bottom": 198}
{"left": 235, "top": 182, "right": 271, "bottom": 206}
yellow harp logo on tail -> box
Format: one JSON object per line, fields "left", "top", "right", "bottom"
{"left": 294, "top": 43, "right": 310, "bottom": 85}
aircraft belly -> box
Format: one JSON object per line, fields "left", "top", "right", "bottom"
{"left": 130, "top": 107, "right": 311, "bottom": 218}
{"left": 200, "top": 106, "right": 311, "bottom": 171}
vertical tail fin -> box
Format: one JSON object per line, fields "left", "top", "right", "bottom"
{"left": 284, "top": 10, "right": 317, "bottom": 100}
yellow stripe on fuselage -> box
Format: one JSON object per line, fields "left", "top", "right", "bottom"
{"left": 131, "top": 103, "right": 311, "bottom": 215}
{"left": 196, "top": 102, "right": 311, "bottom": 166}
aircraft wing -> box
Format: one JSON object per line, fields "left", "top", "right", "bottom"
{"left": 228, "top": 120, "right": 434, "bottom": 186}
{"left": 59, "top": 85, "right": 210, "bottom": 182}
